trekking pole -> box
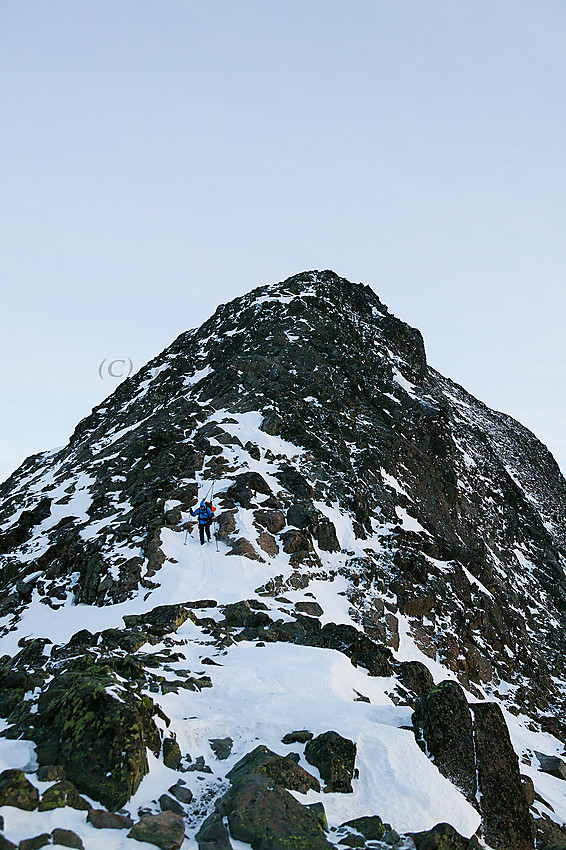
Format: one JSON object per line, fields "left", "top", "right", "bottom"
{"left": 184, "top": 528, "right": 189, "bottom": 545}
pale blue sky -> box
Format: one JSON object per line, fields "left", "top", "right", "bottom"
{"left": 2, "top": 1, "right": 565, "bottom": 481}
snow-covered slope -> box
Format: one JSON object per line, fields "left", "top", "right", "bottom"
{"left": 1, "top": 271, "right": 565, "bottom": 850}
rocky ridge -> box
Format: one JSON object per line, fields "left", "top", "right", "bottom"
{"left": 0, "top": 270, "right": 565, "bottom": 849}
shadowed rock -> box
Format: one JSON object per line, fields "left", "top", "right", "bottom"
{"left": 471, "top": 702, "right": 534, "bottom": 850}
{"left": 227, "top": 744, "right": 320, "bottom": 793}
{"left": 0, "top": 769, "right": 39, "bottom": 810}
{"left": 223, "top": 773, "right": 332, "bottom": 850}
{"left": 304, "top": 731, "right": 357, "bottom": 793}
{"left": 412, "top": 681, "right": 477, "bottom": 805}
{"left": 410, "top": 822, "right": 482, "bottom": 849}
{"left": 128, "top": 811, "right": 185, "bottom": 850}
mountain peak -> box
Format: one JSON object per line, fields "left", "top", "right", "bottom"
{"left": 0, "top": 272, "right": 565, "bottom": 849}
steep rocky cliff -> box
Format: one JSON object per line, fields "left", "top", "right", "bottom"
{"left": 0, "top": 271, "right": 565, "bottom": 850}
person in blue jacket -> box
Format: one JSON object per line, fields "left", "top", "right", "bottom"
{"left": 190, "top": 499, "right": 214, "bottom": 545}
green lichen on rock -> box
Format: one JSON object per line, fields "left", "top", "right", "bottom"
{"left": 38, "top": 779, "right": 90, "bottom": 811}
{"left": 223, "top": 773, "right": 333, "bottom": 850}
{"left": 227, "top": 744, "right": 320, "bottom": 793}
{"left": 304, "top": 731, "right": 357, "bottom": 793}
{"left": 0, "top": 768, "right": 39, "bottom": 810}
{"left": 33, "top": 657, "right": 161, "bottom": 811}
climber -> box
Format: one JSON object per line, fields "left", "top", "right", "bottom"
{"left": 190, "top": 499, "right": 215, "bottom": 545}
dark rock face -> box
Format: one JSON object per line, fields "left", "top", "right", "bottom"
{"left": 471, "top": 702, "right": 534, "bottom": 850}
{"left": 227, "top": 744, "right": 321, "bottom": 793}
{"left": 222, "top": 773, "right": 333, "bottom": 850}
{"left": 415, "top": 687, "right": 535, "bottom": 850}
{"left": 304, "top": 731, "right": 357, "bottom": 793}
{"left": 413, "top": 681, "right": 477, "bottom": 805}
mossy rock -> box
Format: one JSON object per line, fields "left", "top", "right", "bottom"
{"left": 223, "top": 773, "right": 333, "bottom": 849}
{"left": 0, "top": 769, "right": 39, "bottom": 810}
{"left": 340, "top": 815, "right": 385, "bottom": 841}
{"left": 33, "top": 660, "right": 160, "bottom": 810}
{"left": 38, "top": 779, "right": 90, "bottom": 811}
{"left": 305, "top": 731, "right": 357, "bottom": 793}
{"left": 227, "top": 744, "right": 320, "bottom": 794}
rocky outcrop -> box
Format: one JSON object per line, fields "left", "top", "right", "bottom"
{"left": 304, "top": 731, "right": 357, "bottom": 793}
{"left": 414, "top": 685, "right": 535, "bottom": 850}
{"left": 471, "top": 702, "right": 534, "bottom": 850}
{"left": 227, "top": 744, "right": 321, "bottom": 793}
{"left": 33, "top": 659, "right": 161, "bottom": 810}
{"left": 413, "top": 681, "right": 477, "bottom": 804}
{"left": 222, "top": 774, "right": 332, "bottom": 850}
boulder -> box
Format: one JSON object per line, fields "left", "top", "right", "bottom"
{"left": 276, "top": 467, "right": 314, "bottom": 499}
{"left": 50, "top": 829, "right": 84, "bottom": 849}
{"left": 295, "top": 601, "right": 323, "bottom": 617}
{"left": 162, "top": 738, "right": 182, "bottom": 770}
{"left": 340, "top": 816, "right": 385, "bottom": 841}
{"left": 410, "top": 822, "right": 481, "bottom": 849}
{"left": 209, "top": 737, "right": 233, "bottom": 760}
{"left": 287, "top": 503, "right": 315, "bottom": 530}
{"left": 412, "top": 681, "right": 477, "bottom": 805}
{"left": 227, "top": 744, "right": 320, "bottom": 793}
{"left": 223, "top": 773, "right": 332, "bottom": 850}
{"left": 0, "top": 836, "right": 17, "bottom": 850}
{"left": 196, "top": 806, "right": 232, "bottom": 850}
{"left": 535, "top": 751, "right": 566, "bottom": 780}
{"left": 471, "top": 702, "right": 534, "bottom": 850}
{"left": 304, "top": 731, "right": 357, "bottom": 793}
{"left": 18, "top": 837, "right": 51, "bottom": 850}
{"left": 34, "top": 662, "right": 160, "bottom": 811}
{"left": 159, "top": 793, "right": 184, "bottom": 815}
{"left": 223, "top": 600, "right": 252, "bottom": 626}
{"left": 281, "top": 730, "right": 314, "bottom": 745}
{"left": 253, "top": 509, "right": 286, "bottom": 534}
{"left": 0, "top": 769, "right": 39, "bottom": 810}
{"left": 228, "top": 538, "right": 263, "bottom": 560}
{"left": 123, "top": 603, "right": 195, "bottom": 636}
{"left": 311, "top": 518, "right": 340, "bottom": 553}
{"left": 398, "top": 660, "right": 434, "bottom": 697}
{"left": 128, "top": 811, "right": 185, "bottom": 850}
{"left": 281, "top": 529, "right": 313, "bottom": 554}
{"left": 87, "top": 809, "right": 134, "bottom": 829}
{"left": 39, "top": 780, "right": 90, "bottom": 811}
{"left": 168, "top": 781, "right": 193, "bottom": 804}
{"left": 257, "top": 531, "right": 280, "bottom": 556}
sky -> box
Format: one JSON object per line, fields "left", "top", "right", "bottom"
{"left": 1, "top": 0, "right": 565, "bottom": 482}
